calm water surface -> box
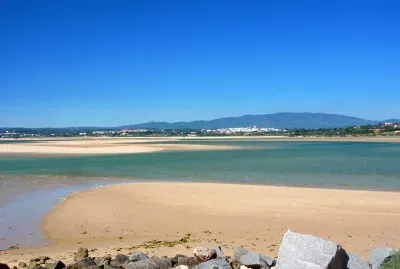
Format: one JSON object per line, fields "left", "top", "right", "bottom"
{"left": 1, "top": 141, "right": 400, "bottom": 190}
{"left": 1, "top": 140, "right": 400, "bottom": 249}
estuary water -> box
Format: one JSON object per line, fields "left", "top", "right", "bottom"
{"left": 1, "top": 140, "right": 400, "bottom": 249}
{"left": 1, "top": 140, "right": 400, "bottom": 190}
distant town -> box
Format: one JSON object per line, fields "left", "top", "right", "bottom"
{"left": 0, "top": 126, "right": 285, "bottom": 138}
{"left": 1, "top": 122, "right": 399, "bottom": 138}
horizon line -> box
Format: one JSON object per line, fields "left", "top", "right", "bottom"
{"left": 0, "top": 112, "right": 398, "bottom": 129}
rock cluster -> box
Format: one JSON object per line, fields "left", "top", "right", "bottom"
{"left": 2, "top": 231, "right": 399, "bottom": 269}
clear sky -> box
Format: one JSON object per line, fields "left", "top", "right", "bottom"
{"left": 1, "top": 0, "right": 399, "bottom": 127}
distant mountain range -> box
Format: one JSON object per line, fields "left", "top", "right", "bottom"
{"left": 1, "top": 113, "right": 398, "bottom": 131}
{"left": 121, "top": 112, "right": 399, "bottom": 130}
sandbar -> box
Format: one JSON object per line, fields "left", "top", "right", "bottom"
{"left": 1, "top": 136, "right": 399, "bottom": 156}
{"left": 0, "top": 139, "right": 238, "bottom": 155}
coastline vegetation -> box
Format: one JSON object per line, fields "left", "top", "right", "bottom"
{"left": 1, "top": 122, "right": 399, "bottom": 138}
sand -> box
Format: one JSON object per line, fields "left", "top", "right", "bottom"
{"left": 1, "top": 183, "right": 400, "bottom": 265}
{"left": 1, "top": 136, "right": 399, "bottom": 155}
{"left": 0, "top": 138, "right": 237, "bottom": 155}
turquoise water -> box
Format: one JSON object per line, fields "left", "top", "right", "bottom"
{"left": 0, "top": 179, "right": 131, "bottom": 249}
{"left": 0, "top": 140, "right": 38, "bottom": 144}
{"left": 1, "top": 141, "right": 400, "bottom": 190}
{"left": 0, "top": 139, "right": 59, "bottom": 144}
{"left": 1, "top": 140, "right": 400, "bottom": 249}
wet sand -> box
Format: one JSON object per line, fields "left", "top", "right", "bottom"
{"left": 1, "top": 182, "right": 400, "bottom": 265}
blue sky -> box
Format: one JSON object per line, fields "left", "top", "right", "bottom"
{"left": 1, "top": 0, "right": 399, "bottom": 127}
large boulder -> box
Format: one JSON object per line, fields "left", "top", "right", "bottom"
{"left": 111, "top": 254, "right": 130, "bottom": 267}
{"left": 129, "top": 252, "right": 149, "bottom": 262}
{"left": 193, "top": 247, "right": 217, "bottom": 262}
{"left": 67, "top": 258, "right": 96, "bottom": 269}
{"left": 18, "top": 263, "right": 27, "bottom": 269}
{"left": 347, "top": 253, "right": 371, "bottom": 269}
{"left": 74, "top": 248, "right": 89, "bottom": 262}
{"left": 275, "top": 230, "right": 349, "bottom": 269}
{"left": 126, "top": 256, "right": 171, "bottom": 269}
{"left": 370, "top": 248, "right": 399, "bottom": 269}
{"left": 239, "top": 253, "right": 270, "bottom": 269}
{"left": 194, "top": 259, "right": 231, "bottom": 269}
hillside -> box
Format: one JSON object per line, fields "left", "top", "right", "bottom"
{"left": 122, "top": 112, "right": 379, "bottom": 130}
{"left": 383, "top": 119, "right": 400, "bottom": 123}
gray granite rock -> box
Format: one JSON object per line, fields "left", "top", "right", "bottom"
{"left": 67, "top": 258, "right": 96, "bottom": 269}
{"left": 103, "top": 264, "right": 119, "bottom": 269}
{"left": 126, "top": 257, "right": 171, "bottom": 269}
{"left": 231, "top": 247, "right": 249, "bottom": 263}
{"left": 275, "top": 230, "right": 349, "bottom": 269}
{"left": 94, "top": 255, "right": 111, "bottom": 266}
{"left": 129, "top": 252, "right": 149, "bottom": 262}
{"left": 215, "top": 247, "right": 225, "bottom": 260}
{"left": 170, "top": 255, "right": 188, "bottom": 267}
{"left": 74, "top": 248, "right": 89, "bottom": 262}
{"left": 111, "top": 254, "right": 129, "bottom": 267}
{"left": 259, "top": 254, "right": 275, "bottom": 268}
{"left": 347, "top": 253, "right": 371, "bottom": 269}
{"left": 194, "top": 259, "right": 231, "bottom": 269}
{"left": 177, "top": 256, "right": 201, "bottom": 267}
{"left": 370, "top": 248, "right": 399, "bottom": 269}
{"left": 44, "top": 261, "right": 65, "bottom": 269}
{"left": 193, "top": 247, "right": 217, "bottom": 261}
{"left": 161, "top": 257, "right": 172, "bottom": 267}
{"left": 239, "top": 253, "right": 270, "bottom": 269}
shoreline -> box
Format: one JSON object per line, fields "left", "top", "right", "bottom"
{"left": 2, "top": 182, "right": 400, "bottom": 265}
{"left": 1, "top": 135, "right": 400, "bottom": 141}
{"left": 0, "top": 136, "right": 399, "bottom": 156}
{"left": 2, "top": 174, "right": 400, "bottom": 209}
{"left": 0, "top": 141, "right": 240, "bottom": 155}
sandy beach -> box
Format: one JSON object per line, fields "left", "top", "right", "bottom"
{"left": 1, "top": 182, "right": 400, "bottom": 265}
